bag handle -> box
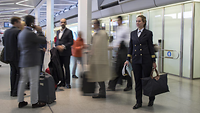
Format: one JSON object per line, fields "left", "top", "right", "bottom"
{"left": 150, "top": 68, "right": 160, "bottom": 79}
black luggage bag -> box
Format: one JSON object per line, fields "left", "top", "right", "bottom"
{"left": 81, "top": 72, "right": 96, "bottom": 94}
{"left": 39, "top": 72, "right": 56, "bottom": 104}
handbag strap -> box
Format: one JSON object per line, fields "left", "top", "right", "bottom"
{"left": 150, "top": 68, "right": 160, "bottom": 79}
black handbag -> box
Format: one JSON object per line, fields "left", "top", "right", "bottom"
{"left": 142, "top": 68, "right": 169, "bottom": 97}
{"left": 0, "top": 48, "right": 9, "bottom": 64}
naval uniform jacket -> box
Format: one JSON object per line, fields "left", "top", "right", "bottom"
{"left": 127, "top": 28, "right": 155, "bottom": 64}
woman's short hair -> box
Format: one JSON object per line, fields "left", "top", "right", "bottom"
{"left": 137, "top": 15, "right": 147, "bottom": 28}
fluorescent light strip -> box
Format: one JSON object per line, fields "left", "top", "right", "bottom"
{"left": 14, "top": 8, "right": 33, "bottom": 14}
{"left": 0, "top": 3, "right": 14, "bottom": 5}
{"left": 42, "top": 4, "right": 74, "bottom": 6}
{"left": 0, "top": 8, "right": 20, "bottom": 11}
{"left": 16, "top": 0, "right": 29, "bottom": 4}
{"left": 16, "top": 0, "right": 34, "bottom": 8}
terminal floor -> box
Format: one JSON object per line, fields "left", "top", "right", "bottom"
{"left": 0, "top": 46, "right": 200, "bottom": 113}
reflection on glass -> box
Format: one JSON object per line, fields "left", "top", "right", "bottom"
{"left": 163, "top": 5, "right": 182, "bottom": 76}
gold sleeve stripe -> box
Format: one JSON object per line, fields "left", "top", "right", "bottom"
{"left": 152, "top": 55, "right": 156, "bottom": 58}
{"left": 127, "top": 54, "right": 132, "bottom": 57}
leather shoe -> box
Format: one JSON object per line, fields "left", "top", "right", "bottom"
{"left": 107, "top": 87, "right": 115, "bottom": 91}
{"left": 11, "top": 93, "right": 26, "bottom": 97}
{"left": 72, "top": 75, "right": 78, "bottom": 78}
{"left": 58, "top": 82, "right": 65, "bottom": 87}
{"left": 18, "top": 101, "right": 28, "bottom": 108}
{"left": 32, "top": 102, "right": 46, "bottom": 108}
{"left": 92, "top": 94, "right": 106, "bottom": 98}
{"left": 124, "top": 87, "right": 132, "bottom": 91}
{"left": 148, "top": 100, "right": 154, "bottom": 107}
{"left": 133, "top": 103, "right": 142, "bottom": 109}
{"left": 66, "top": 84, "right": 71, "bottom": 89}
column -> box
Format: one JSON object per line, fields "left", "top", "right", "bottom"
{"left": 78, "top": 0, "right": 92, "bottom": 68}
{"left": 78, "top": 0, "right": 92, "bottom": 44}
{"left": 46, "top": 0, "right": 54, "bottom": 42}
{"left": 35, "top": 8, "right": 40, "bottom": 26}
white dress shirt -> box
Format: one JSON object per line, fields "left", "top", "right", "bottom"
{"left": 137, "top": 28, "right": 144, "bottom": 37}
{"left": 59, "top": 28, "right": 66, "bottom": 39}
{"left": 113, "top": 25, "right": 130, "bottom": 48}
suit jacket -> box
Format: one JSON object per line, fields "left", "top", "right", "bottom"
{"left": 18, "top": 27, "right": 46, "bottom": 68}
{"left": 56, "top": 28, "right": 73, "bottom": 56}
{"left": 3, "top": 26, "right": 21, "bottom": 62}
{"left": 127, "top": 28, "right": 155, "bottom": 64}
{"left": 48, "top": 48, "right": 64, "bottom": 84}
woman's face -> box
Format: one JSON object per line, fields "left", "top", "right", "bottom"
{"left": 136, "top": 17, "right": 145, "bottom": 29}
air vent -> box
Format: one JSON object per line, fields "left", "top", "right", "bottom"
{"left": 100, "top": 0, "right": 119, "bottom": 9}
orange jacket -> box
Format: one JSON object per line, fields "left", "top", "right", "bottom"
{"left": 72, "top": 37, "right": 84, "bottom": 57}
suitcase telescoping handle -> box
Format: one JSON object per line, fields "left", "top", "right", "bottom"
{"left": 40, "top": 71, "right": 46, "bottom": 80}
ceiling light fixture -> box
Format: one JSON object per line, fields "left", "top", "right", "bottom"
{"left": 0, "top": 3, "right": 14, "bottom": 5}
{"left": 16, "top": 0, "right": 34, "bottom": 8}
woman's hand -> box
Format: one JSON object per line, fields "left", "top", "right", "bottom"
{"left": 124, "top": 61, "right": 129, "bottom": 66}
{"left": 153, "top": 62, "right": 157, "bottom": 69}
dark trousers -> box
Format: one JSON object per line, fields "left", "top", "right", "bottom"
{"left": 132, "top": 63, "right": 155, "bottom": 104}
{"left": 10, "top": 61, "right": 20, "bottom": 95}
{"left": 98, "top": 82, "right": 106, "bottom": 96}
{"left": 40, "top": 50, "right": 45, "bottom": 72}
{"left": 109, "top": 75, "right": 132, "bottom": 89}
{"left": 59, "top": 55, "right": 71, "bottom": 85}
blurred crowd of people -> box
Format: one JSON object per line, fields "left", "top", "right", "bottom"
{"left": 1, "top": 14, "right": 157, "bottom": 110}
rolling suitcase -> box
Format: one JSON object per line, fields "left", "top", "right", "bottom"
{"left": 39, "top": 72, "right": 56, "bottom": 104}
{"left": 82, "top": 71, "right": 96, "bottom": 94}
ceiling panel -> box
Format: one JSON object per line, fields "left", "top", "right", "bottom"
{"left": 0, "top": 0, "right": 78, "bottom": 28}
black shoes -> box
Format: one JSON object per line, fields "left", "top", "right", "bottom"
{"left": 132, "top": 100, "right": 154, "bottom": 109}
{"left": 92, "top": 94, "right": 106, "bottom": 98}
{"left": 133, "top": 103, "right": 142, "bottom": 109}
{"left": 72, "top": 75, "right": 78, "bottom": 78}
{"left": 107, "top": 87, "right": 115, "bottom": 91}
{"left": 18, "top": 101, "right": 28, "bottom": 108}
{"left": 32, "top": 102, "right": 46, "bottom": 108}
{"left": 66, "top": 84, "right": 71, "bottom": 89}
{"left": 11, "top": 93, "right": 26, "bottom": 97}
{"left": 148, "top": 100, "right": 154, "bottom": 107}
{"left": 57, "top": 82, "right": 65, "bottom": 87}
{"left": 124, "top": 87, "right": 132, "bottom": 91}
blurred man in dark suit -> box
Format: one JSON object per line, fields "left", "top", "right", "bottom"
{"left": 3, "top": 16, "right": 21, "bottom": 97}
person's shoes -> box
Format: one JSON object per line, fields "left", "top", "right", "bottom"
{"left": 18, "top": 101, "right": 28, "bottom": 108}
{"left": 107, "top": 87, "right": 115, "bottom": 91}
{"left": 32, "top": 102, "right": 46, "bottom": 108}
{"left": 12, "top": 93, "right": 26, "bottom": 97}
{"left": 124, "top": 87, "right": 132, "bottom": 91}
{"left": 58, "top": 82, "right": 65, "bottom": 87}
{"left": 72, "top": 75, "right": 78, "bottom": 78}
{"left": 133, "top": 103, "right": 142, "bottom": 109}
{"left": 66, "top": 84, "right": 71, "bottom": 89}
{"left": 92, "top": 94, "right": 106, "bottom": 98}
{"left": 11, "top": 94, "right": 17, "bottom": 97}
{"left": 148, "top": 100, "right": 154, "bottom": 107}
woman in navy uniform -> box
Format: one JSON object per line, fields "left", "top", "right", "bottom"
{"left": 124, "top": 15, "right": 157, "bottom": 109}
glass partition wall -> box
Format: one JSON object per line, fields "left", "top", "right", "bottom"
{"left": 128, "top": 2, "right": 199, "bottom": 79}
{"left": 90, "top": 1, "right": 199, "bottom": 79}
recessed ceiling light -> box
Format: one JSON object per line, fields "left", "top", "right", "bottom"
{"left": 0, "top": 3, "right": 14, "bottom": 5}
